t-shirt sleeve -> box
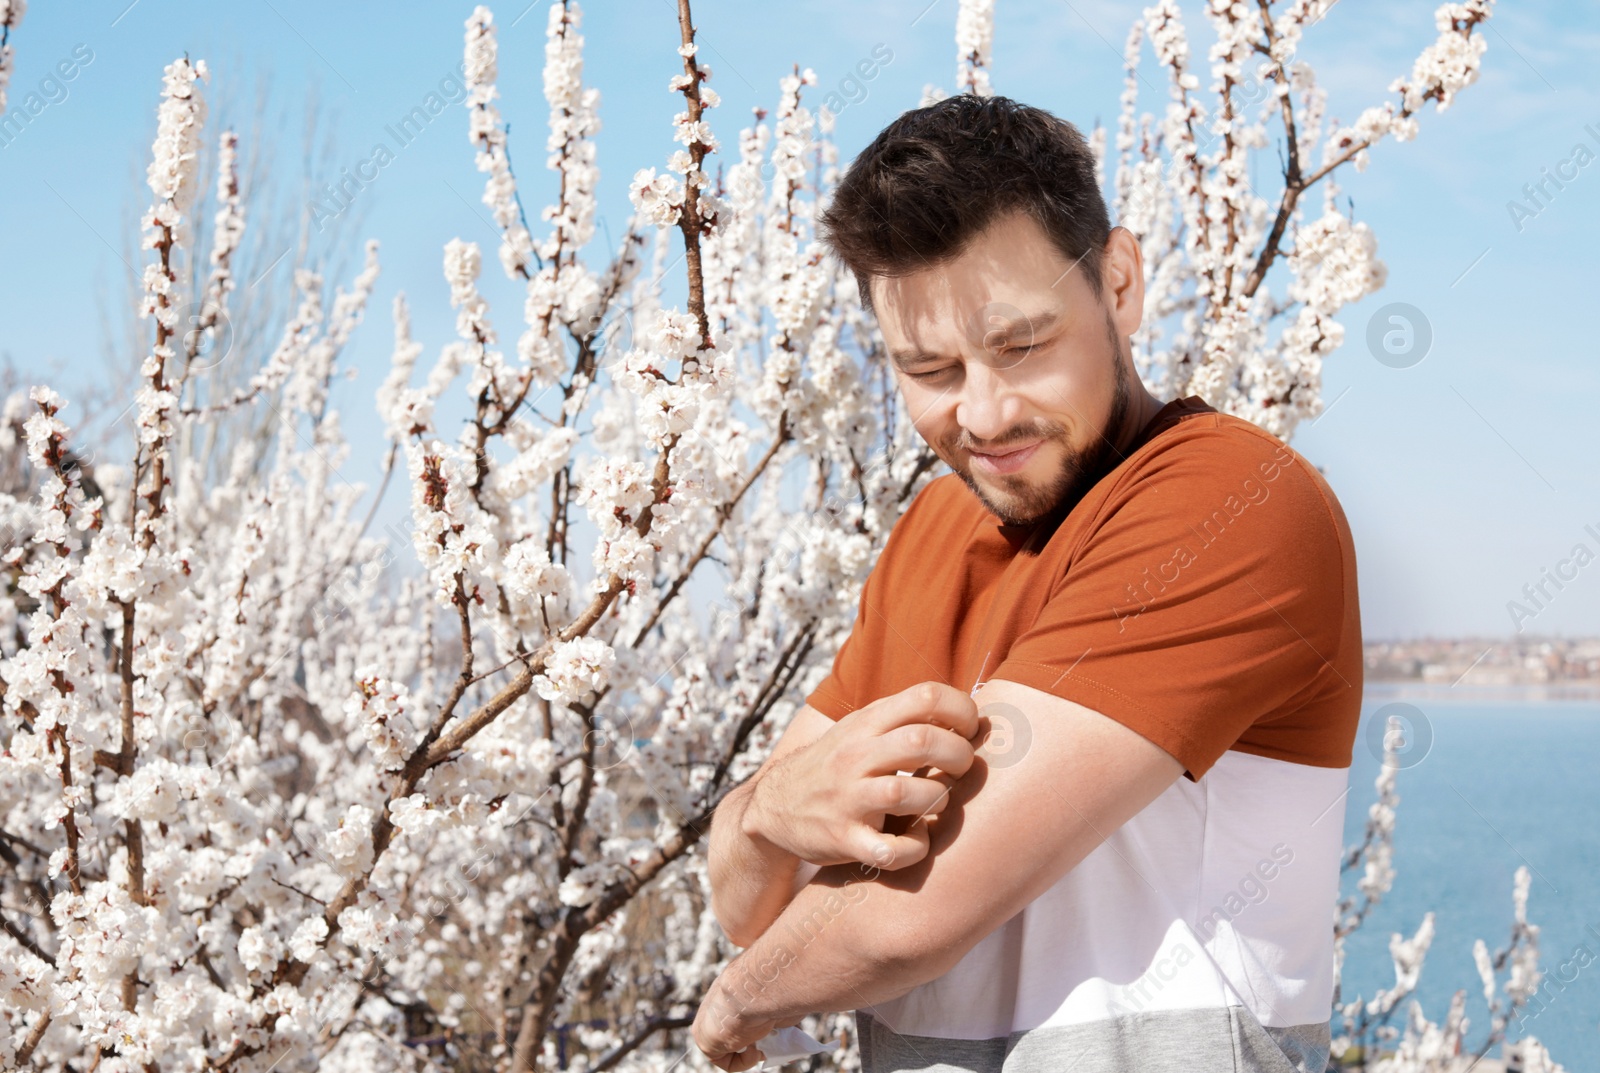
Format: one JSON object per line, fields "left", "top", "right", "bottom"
{"left": 804, "top": 477, "right": 947, "bottom": 722}
{"left": 804, "top": 556, "right": 883, "bottom": 721}
{"left": 987, "top": 429, "right": 1354, "bottom": 782}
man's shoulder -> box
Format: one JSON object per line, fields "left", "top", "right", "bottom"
{"left": 1137, "top": 403, "right": 1294, "bottom": 468}
{"left": 1124, "top": 406, "right": 1345, "bottom": 516}
{"left": 1082, "top": 405, "right": 1357, "bottom": 580}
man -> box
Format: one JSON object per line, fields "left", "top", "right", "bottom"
{"left": 692, "top": 94, "right": 1362, "bottom": 1073}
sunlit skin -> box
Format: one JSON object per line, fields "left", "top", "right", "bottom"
{"left": 872, "top": 211, "right": 1169, "bottom": 527}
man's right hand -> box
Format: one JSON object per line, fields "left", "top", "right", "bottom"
{"left": 742, "top": 682, "right": 981, "bottom": 872}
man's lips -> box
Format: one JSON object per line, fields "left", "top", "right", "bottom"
{"left": 968, "top": 440, "right": 1042, "bottom": 475}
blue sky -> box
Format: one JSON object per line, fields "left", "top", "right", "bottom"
{"left": 2, "top": 0, "right": 1597, "bottom": 641}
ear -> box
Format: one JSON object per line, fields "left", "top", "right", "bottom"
{"left": 1100, "top": 226, "right": 1145, "bottom": 338}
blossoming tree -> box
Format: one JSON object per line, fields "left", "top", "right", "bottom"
{"left": 0, "top": 0, "right": 1564, "bottom": 1071}
{"left": 0, "top": 2, "right": 22, "bottom": 118}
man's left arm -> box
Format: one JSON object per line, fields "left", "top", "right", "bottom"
{"left": 691, "top": 676, "right": 1184, "bottom": 1067}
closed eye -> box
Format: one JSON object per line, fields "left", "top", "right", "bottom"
{"left": 1003, "top": 332, "right": 1055, "bottom": 356}
{"left": 906, "top": 338, "right": 1048, "bottom": 380}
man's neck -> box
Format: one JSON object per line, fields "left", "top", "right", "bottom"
{"left": 1113, "top": 387, "right": 1171, "bottom": 457}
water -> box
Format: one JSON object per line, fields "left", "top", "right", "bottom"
{"left": 1334, "top": 684, "right": 1600, "bottom": 1068}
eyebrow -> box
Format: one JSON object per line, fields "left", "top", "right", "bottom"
{"left": 889, "top": 309, "right": 1065, "bottom": 371}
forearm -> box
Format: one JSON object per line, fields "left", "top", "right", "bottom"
{"left": 708, "top": 777, "right": 816, "bottom": 948}
{"left": 704, "top": 861, "right": 949, "bottom": 1032}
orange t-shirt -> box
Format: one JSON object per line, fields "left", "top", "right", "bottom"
{"left": 805, "top": 394, "right": 1363, "bottom": 782}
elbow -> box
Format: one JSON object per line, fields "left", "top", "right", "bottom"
{"left": 706, "top": 851, "right": 755, "bottom": 949}
{"left": 714, "top": 902, "right": 757, "bottom": 950}
{"left": 725, "top": 927, "right": 758, "bottom": 951}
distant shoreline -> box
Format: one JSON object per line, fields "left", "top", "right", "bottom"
{"left": 1363, "top": 679, "right": 1600, "bottom": 703}
{"left": 1363, "top": 637, "right": 1599, "bottom": 692}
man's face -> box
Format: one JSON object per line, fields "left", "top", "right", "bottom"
{"left": 871, "top": 211, "right": 1137, "bottom": 527}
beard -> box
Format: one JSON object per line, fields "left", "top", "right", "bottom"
{"left": 944, "top": 310, "right": 1134, "bottom": 528}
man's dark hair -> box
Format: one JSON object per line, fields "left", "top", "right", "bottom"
{"left": 818, "top": 94, "right": 1111, "bottom": 312}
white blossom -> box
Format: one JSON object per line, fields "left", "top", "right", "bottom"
{"left": 629, "top": 166, "right": 686, "bottom": 228}
{"left": 288, "top": 916, "right": 330, "bottom": 963}
{"left": 531, "top": 636, "right": 615, "bottom": 705}
{"left": 464, "top": 5, "right": 536, "bottom": 278}
{"left": 955, "top": 0, "right": 995, "bottom": 96}
{"left": 348, "top": 676, "right": 418, "bottom": 772}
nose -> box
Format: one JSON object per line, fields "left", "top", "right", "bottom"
{"left": 954, "top": 361, "right": 1017, "bottom": 444}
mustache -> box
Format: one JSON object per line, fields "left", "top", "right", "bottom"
{"left": 945, "top": 421, "right": 1067, "bottom": 454}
